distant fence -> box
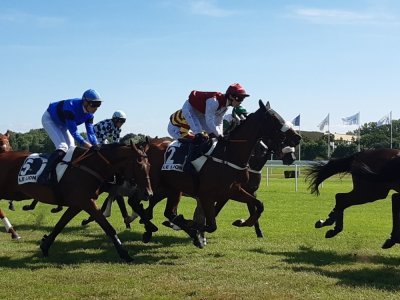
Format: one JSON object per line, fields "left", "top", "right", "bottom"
{"left": 264, "top": 160, "right": 326, "bottom": 192}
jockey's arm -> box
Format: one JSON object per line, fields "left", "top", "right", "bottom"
{"left": 205, "top": 98, "right": 223, "bottom": 137}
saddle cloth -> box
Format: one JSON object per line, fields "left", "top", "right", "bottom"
{"left": 162, "top": 140, "right": 216, "bottom": 173}
{"left": 17, "top": 146, "right": 76, "bottom": 185}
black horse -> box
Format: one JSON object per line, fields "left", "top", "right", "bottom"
{"left": 306, "top": 148, "right": 400, "bottom": 249}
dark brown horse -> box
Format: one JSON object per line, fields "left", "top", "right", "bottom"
{"left": 0, "top": 130, "right": 20, "bottom": 240}
{"left": 306, "top": 148, "right": 400, "bottom": 249}
{"left": 0, "top": 143, "right": 152, "bottom": 262}
{"left": 132, "top": 101, "right": 301, "bottom": 246}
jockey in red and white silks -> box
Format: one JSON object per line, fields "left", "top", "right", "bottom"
{"left": 181, "top": 83, "right": 250, "bottom": 138}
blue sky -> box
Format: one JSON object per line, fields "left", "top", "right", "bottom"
{"left": 1, "top": 0, "right": 399, "bottom": 137}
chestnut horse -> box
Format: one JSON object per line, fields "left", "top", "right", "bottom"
{"left": 131, "top": 101, "right": 301, "bottom": 247}
{"left": 0, "top": 143, "right": 152, "bottom": 262}
{"left": 306, "top": 148, "right": 400, "bottom": 249}
{"left": 0, "top": 130, "right": 20, "bottom": 240}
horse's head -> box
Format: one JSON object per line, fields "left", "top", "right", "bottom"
{"left": 253, "top": 100, "right": 301, "bottom": 165}
{"left": 126, "top": 141, "right": 153, "bottom": 200}
{"left": 0, "top": 131, "right": 12, "bottom": 153}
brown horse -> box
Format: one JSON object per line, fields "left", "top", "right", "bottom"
{"left": 0, "top": 130, "right": 20, "bottom": 240}
{"left": 306, "top": 148, "right": 400, "bottom": 249}
{"left": 132, "top": 101, "right": 301, "bottom": 246}
{"left": 0, "top": 143, "right": 152, "bottom": 262}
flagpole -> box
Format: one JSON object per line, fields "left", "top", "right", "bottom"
{"left": 298, "top": 123, "right": 301, "bottom": 161}
{"left": 327, "top": 114, "right": 330, "bottom": 158}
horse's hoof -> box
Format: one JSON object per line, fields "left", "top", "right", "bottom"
{"left": 382, "top": 238, "right": 399, "bottom": 249}
{"left": 256, "top": 231, "right": 264, "bottom": 238}
{"left": 23, "top": 205, "right": 34, "bottom": 211}
{"left": 40, "top": 235, "right": 49, "bottom": 257}
{"left": 325, "top": 229, "right": 338, "bottom": 238}
{"left": 145, "top": 222, "right": 158, "bottom": 233}
{"left": 9, "top": 204, "right": 15, "bottom": 211}
{"left": 11, "top": 233, "right": 21, "bottom": 240}
{"left": 81, "top": 219, "right": 90, "bottom": 226}
{"left": 125, "top": 223, "right": 131, "bottom": 230}
{"left": 51, "top": 206, "right": 63, "bottom": 213}
{"left": 142, "top": 231, "right": 152, "bottom": 243}
{"left": 193, "top": 233, "right": 205, "bottom": 249}
{"left": 232, "top": 219, "right": 245, "bottom": 227}
{"left": 315, "top": 220, "right": 325, "bottom": 228}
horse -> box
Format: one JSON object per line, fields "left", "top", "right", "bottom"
{"left": 131, "top": 100, "right": 301, "bottom": 247}
{"left": 0, "top": 130, "right": 20, "bottom": 240}
{"left": 0, "top": 142, "right": 153, "bottom": 262}
{"left": 306, "top": 148, "right": 400, "bottom": 249}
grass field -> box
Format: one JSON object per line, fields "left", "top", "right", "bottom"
{"left": 1, "top": 169, "right": 400, "bottom": 299}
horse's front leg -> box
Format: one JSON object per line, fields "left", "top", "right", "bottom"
{"left": 229, "top": 187, "right": 264, "bottom": 228}
{"left": 83, "top": 199, "right": 133, "bottom": 263}
{"left": 40, "top": 206, "right": 81, "bottom": 257}
{"left": 382, "top": 193, "right": 400, "bottom": 249}
{"left": 0, "top": 208, "right": 20, "bottom": 240}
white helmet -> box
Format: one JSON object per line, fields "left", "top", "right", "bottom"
{"left": 112, "top": 110, "right": 127, "bottom": 120}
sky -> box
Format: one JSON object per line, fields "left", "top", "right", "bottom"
{"left": 1, "top": 0, "right": 399, "bottom": 138}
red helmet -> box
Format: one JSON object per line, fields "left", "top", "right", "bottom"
{"left": 226, "top": 83, "right": 250, "bottom": 98}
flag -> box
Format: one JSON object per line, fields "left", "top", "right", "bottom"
{"left": 377, "top": 113, "right": 390, "bottom": 127}
{"left": 292, "top": 114, "right": 300, "bottom": 126}
{"left": 318, "top": 114, "right": 329, "bottom": 131}
{"left": 342, "top": 112, "right": 359, "bottom": 125}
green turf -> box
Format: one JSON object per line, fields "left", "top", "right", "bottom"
{"left": 1, "top": 170, "right": 400, "bottom": 299}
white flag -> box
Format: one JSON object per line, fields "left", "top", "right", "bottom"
{"left": 318, "top": 114, "right": 329, "bottom": 131}
{"left": 342, "top": 112, "right": 359, "bottom": 125}
{"left": 377, "top": 113, "right": 390, "bottom": 127}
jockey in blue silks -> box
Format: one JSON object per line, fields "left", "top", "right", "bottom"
{"left": 37, "top": 89, "right": 102, "bottom": 185}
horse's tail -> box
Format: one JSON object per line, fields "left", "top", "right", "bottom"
{"left": 305, "top": 154, "right": 356, "bottom": 195}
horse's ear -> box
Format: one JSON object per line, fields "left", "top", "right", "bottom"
{"left": 266, "top": 101, "right": 270, "bottom": 109}
{"left": 5, "top": 130, "right": 10, "bottom": 138}
{"left": 259, "top": 99, "right": 267, "bottom": 112}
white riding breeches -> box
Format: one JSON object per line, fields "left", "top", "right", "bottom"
{"left": 42, "top": 111, "right": 74, "bottom": 152}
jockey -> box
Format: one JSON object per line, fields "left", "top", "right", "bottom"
{"left": 37, "top": 89, "right": 102, "bottom": 186}
{"left": 94, "top": 110, "right": 127, "bottom": 144}
{"left": 223, "top": 105, "right": 248, "bottom": 135}
{"left": 182, "top": 83, "right": 250, "bottom": 143}
{"left": 178, "top": 83, "right": 250, "bottom": 172}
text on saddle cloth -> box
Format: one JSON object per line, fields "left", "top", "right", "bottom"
{"left": 17, "top": 146, "right": 76, "bottom": 185}
{"left": 162, "top": 140, "right": 216, "bottom": 173}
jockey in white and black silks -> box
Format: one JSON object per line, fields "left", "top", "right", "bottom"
{"left": 181, "top": 83, "right": 250, "bottom": 142}
{"left": 94, "top": 110, "right": 127, "bottom": 144}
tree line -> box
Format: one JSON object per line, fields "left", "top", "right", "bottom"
{"left": 4, "top": 120, "right": 398, "bottom": 160}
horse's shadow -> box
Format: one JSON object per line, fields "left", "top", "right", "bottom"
{"left": 0, "top": 224, "right": 198, "bottom": 268}
{"left": 252, "top": 245, "right": 400, "bottom": 291}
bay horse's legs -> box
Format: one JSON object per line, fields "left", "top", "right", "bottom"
{"left": 382, "top": 193, "right": 400, "bottom": 249}
{"left": 82, "top": 199, "right": 133, "bottom": 262}
{"left": 81, "top": 195, "right": 113, "bottom": 226}
{"left": 115, "top": 195, "right": 131, "bottom": 229}
{"left": 40, "top": 206, "right": 81, "bottom": 257}
{"left": 23, "top": 199, "right": 39, "bottom": 211}
{"left": 0, "top": 208, "right": 20, "bottom": 240}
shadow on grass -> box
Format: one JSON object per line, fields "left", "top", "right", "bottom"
{"left": 251, "top": 245, "right": 400, "bottom": 291}
{"left": 0, "top": 225, "right": 196, "bottom": 269}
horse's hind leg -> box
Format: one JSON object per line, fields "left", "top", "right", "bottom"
{"left": 83, "top": 200, "right": 133, "bottom": 262}
{"left": 23, "top": 199, "right": 39, "bottom": 211}
{"left": 81, "top": 195, "right": 112, "bottom": 226}
{"left": 40, "top": 206, "right": 81, "bottom": 257}
{"left": 0, "top": 208, "right": 20, "bottom": 240}
{"left": 382, "top": 193, "right": 400, "bottom": 249}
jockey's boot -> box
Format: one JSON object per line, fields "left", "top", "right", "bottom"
{"left": 37, "top": 149, "right": 66, "bottom": 185}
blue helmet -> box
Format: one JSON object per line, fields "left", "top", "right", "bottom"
{"left": 82, "top": 89, "right": 102, "bottom": 102}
